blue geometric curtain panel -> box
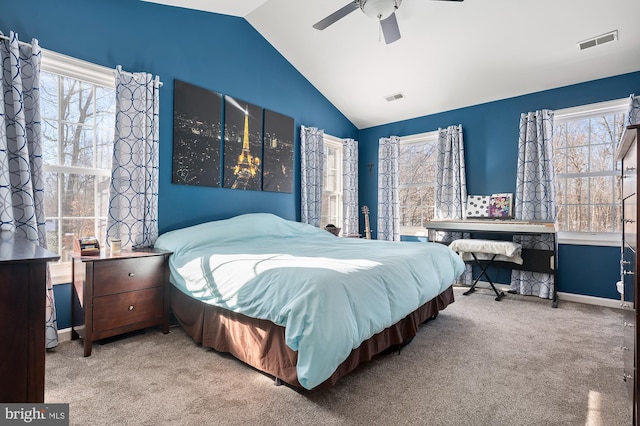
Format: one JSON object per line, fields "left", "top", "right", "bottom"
{"left": 510, "top": 110, "right": 556, "bottom": 299}
{"left": 106, "top": 65, "right": 161, "bottom": 249}
{"left": 627, "top": 94, "right": 640, "bottom": 126}
{"left": 300, "top": 125, "right": 324, "bottom": 227}
{"left": 0, "top": 31, "right": 58, "bottom": 348}
{"left": 436, "top": 125, "right": 467, "bottom": 221}
{"left": 342, "top": 138, "right": 359, "bottom": 236}
{"left": 377, "top": 136, "right": 400, "bottom": 241}
{"left": 435, "top": 125, "right": 472, "bottom": 285}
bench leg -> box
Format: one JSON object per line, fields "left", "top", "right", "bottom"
{"left": 464, "top": 253, "right": 505, "bottom": 301}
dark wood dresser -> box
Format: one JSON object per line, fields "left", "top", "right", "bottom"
{"left": 0, "top": 231, "right": 59, "bottom": 403}
{"left": 617, "top": 123, "right": 640, "bottom": 424}
{"left": 71, "top": 248, "right": 172, "bottom": 356}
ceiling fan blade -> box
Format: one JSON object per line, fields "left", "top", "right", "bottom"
{"left": 431, "top": 0, "right": 464, "bottom": 2}
{"left": 380, "top": 12, "right": 401, "bottom": 44}
{"left": 313, "top": 2, "right": 359, "bottom": 30}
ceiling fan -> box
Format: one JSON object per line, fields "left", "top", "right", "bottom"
{"left": 313, "top": 0, "right": 464, "bottom": 44}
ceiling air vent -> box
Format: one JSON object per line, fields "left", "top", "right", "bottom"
{"left": 577, "top": 30, "right": 618, "bottom": 51}
{"left": 385, "top": 92, "right": 404, "bottom": 102}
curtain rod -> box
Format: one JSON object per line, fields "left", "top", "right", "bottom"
{"left": 0, "top": 34, "right": 163, "bottom": 87}
{"left": 0, "top": 33, "right": 33, "bottom": 48}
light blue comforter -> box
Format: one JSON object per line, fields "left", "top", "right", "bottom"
{"left": 154, "top": 213, "right": 464, "bottom": 389}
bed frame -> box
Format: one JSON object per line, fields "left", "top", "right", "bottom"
{"left": 170, "top": 284, "right": 455, "bottom": 390}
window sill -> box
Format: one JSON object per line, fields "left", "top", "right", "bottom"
{"left": 557, "top": 231, "right": 621, "bottom": 247}
{"left": 400, "top": 226, "right": 429, "bottom": 237}
{"left": 49, "top": 262, "right": 71, "bottom": 285}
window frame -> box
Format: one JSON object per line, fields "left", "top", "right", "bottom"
{"left": 553, "top": 98, "right": 627, "bottom": 246}
{"left": 40, "top": 50, "right": 116, "bottom": 284}
{"left": 398, "top": 130, "right": 439, "bottom": 237}
{"left": 321, "top": 134, "right": 344, "bottom": 231}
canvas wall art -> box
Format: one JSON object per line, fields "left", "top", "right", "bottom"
{"left": 223, "top": 96, "right": 263, "bottom": 191}
{"left": 171, "top": 79, "right": 222, "bottom": 187}
{"left": 262, "top": 109, "right": 294, "bottom": 193}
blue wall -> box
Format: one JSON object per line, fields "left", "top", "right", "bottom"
{"left": 1, "top": 0, "right": 358, "bottom": 234}
{"left": 359, "top": 72, "right": 640, "bottom": 299}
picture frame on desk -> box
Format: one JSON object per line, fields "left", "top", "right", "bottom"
{"left": 465, "top": 193, "right": 514, "bottom": 219}
{"left": 465, "top": 195, "right": 490, "bottom": 218}
{"left": 488, "top": 193, "right": 514, "bottom": 219}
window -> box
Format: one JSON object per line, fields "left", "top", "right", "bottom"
{"left": 398, "top": 131, "right": 439, "bottom": 235}
{"left": 41, "top": 50, "right": 117, "bottom": 282}
{"left": 321, "top": 135, "right": 343, "bottom": 230}
{"left": 553, "top": 99, "right": 627, "bottom": 245}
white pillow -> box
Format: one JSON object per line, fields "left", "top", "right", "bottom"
{"left": 449, "top": 239, "right": 521, "bottom": 257}
{"left": 448, "top": 239, "right": 523, "bottom": 265}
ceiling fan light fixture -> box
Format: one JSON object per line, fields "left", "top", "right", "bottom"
{"left": 359, "top": 0, "right": 402, "bottom": 20}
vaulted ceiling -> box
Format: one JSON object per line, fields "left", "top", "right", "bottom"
{"left": 143, "top": 0, "right": 640, "bottom": 129}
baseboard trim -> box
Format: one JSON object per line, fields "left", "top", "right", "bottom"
{"left": 56, "top": 327, "right": 72, "bottom": 343}
{"left": 557, "top": 292, "right": 626, "bottom": 310}
{"left": 456, "top": 281, "right": 624, "bottom": 309}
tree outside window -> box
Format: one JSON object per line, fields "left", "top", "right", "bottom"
{"left": 321, "top": 137, "right": 343, "bottom": 229}
{"left": 40, "top": 53, "right": 116, "bottom": 282}
{"left": 398, "top": 131, "right": 438, "bottom": 232}
{"left": 553, "top": 104, "right": 626, "bottom": 238}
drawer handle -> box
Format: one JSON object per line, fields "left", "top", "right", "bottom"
{"left": 621, "top": 346, "right": 629, "bottom": 351}
{"left": 624, "top": 321, "right": 634, "bottom": 327}
{"left": 128, "top": 305, "right": 134, "bottom": 311}
{"left": 623, "top": 270, "right": 634, "bottom": 276}
{"left": 624, "top": 373, "right": 633, "bottom": 381}
{"left": 128, "top": 272, "right": 135, "bottom": 277}
{"left": 622, "top": 219, "right": 636, "bottom": 223}
{"left": 621, "top": 260, "right": 631, "bottom": 265}
{"left": 626, "top": 166, "right": 637, "bottom": 172}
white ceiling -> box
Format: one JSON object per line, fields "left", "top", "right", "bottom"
{"left": 144, "top": 0, "right": 640, "bottom": 129}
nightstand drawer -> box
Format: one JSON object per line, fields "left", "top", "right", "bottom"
{"left": 93, "top": 287, "right": 163, "bottom": 333}
{"left": 93, "top": 256, "right": 164, "bottom": 297}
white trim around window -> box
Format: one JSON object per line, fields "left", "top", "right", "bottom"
{"left": 554, "top": 98, "right": 629, "bottom": 122}
{"left": 41, "top": 48, "right": 115, "bottom": 88}
{"left": 398, "top": 130, "right": 438, "bottom": 236}
{"left": 553, "top": 97, "right": 627, "bottom": 246}
{"left": 41, "top": 49, "right": 116, "bottom": 285}
{"left": 557, "top": 231, "right": 621, "bottom": 247}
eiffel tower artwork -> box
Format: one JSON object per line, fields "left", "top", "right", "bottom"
{"left": 231, "top": 111, "right": 260, "bottom": 189}
{"left": 223, "top": 96, "right": 262, "bottom": 190}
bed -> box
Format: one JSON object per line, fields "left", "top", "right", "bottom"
{"left": 154, "top": 213, "right": 465, "bottom": 390}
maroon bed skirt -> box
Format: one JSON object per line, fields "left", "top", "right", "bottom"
{"left": 170, "top": 284, "right": 455, "bottom": 390}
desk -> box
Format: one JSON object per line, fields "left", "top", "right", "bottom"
{"left": 425, "top": 219, "right": 558, "bottom": 307}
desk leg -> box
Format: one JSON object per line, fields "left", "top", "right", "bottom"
{"left": 552, "top": 268, "right": 559, "bottom": 308}
{"left": 552, "top": 234, "right": 559, "bottom": 308}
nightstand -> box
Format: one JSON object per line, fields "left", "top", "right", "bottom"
{"left": 71, "top": 248, "right": 172, "bottom": 356}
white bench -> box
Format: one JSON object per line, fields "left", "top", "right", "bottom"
{"left": 449, "top": 239, "right": 523, "bottom": 301}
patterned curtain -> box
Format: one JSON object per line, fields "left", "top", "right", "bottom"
{"left": 436, "top": 125, "right": 467, "bottom": 220}
{"left": 435, "top": 125, "right": 472, "bottom": 285}
{"left": 106, "top": 66, "right": 161, "bottom": 249}
{"left": 0, "top": 32, "right": 58, "bottom": 348}
{"left": 627, "top": 93, "right": 640, "bottom": 126}
{"left": 377, "top": 136, "right": 400, "bottom": 241}
{"left": 510, "top": 110, "right": 556, "bottom": 299}
{"left": 342, "top": 138, "right": 359, "bottom": 236}
{"left": 300, "top": 126, "right": 324, "bottom": 227}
